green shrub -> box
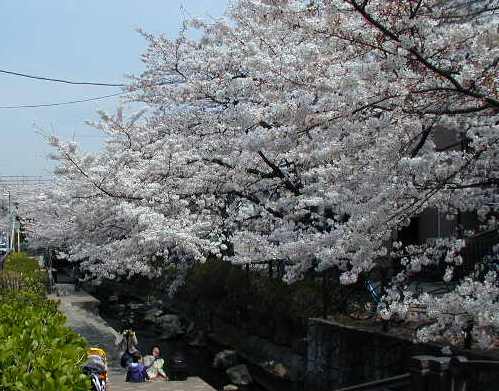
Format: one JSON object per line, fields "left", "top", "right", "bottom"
{"left": 2, "top": 252, "right": 47, "bottom": 294}
{"left": 3, "top": 252, "right": 40, "bottom": 274}
{"left": 182, "top": 259, "right": 332, "bottom": 336}
{"left": 0, "top": 254, "right": 90, "bottom": 391}
{"left": 0, "top": 271, "right": 26, "bottom": 291}
{"left": 185, "top": 257, "right": 232, "bottom": 300}
{"left": 288, "top": 279, "right": 325, "bottom": 319}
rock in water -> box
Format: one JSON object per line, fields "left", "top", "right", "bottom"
{"left": 144, "top": 308, "right": 164, "bottom": 323}
{"left": 129, "top": 303, "right": 145, "bottom": 310}
{"left": 213, "top": 350, "right": 239, "bottom": 369}
{"left": 223, "top": 385, "right": 239, "bottom": 391}
{"left": 157, "top": 314, "right": 184, "bottom": 339}
{"left": 270, "top": 362, "right": 288, "bottom": 379}
{"left": 226, "top": 364, "right": 253, "bottom": 386}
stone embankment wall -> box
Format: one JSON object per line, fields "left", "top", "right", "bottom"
{"left": 305, "top": 318, "right": 499, "bottom": 391}
{"left": 305, "top": 318, "right": 438, "bottom": 390}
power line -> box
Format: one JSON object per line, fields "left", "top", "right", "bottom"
{"left": 0, "top": 68, "right": 126, "bottom": 87}
{"left": 0, "top": 92, "right": 125, "bottom": 109}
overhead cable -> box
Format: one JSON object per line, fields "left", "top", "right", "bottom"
{"left": 0, "top": 92, "right": 125, "bottom": 109}
{"left": 0, "top": 68, "right": 126, "bottom": 87}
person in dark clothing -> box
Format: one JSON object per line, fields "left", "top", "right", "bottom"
{"left": 126, "top": 353, "right": 149, "bottom": 383}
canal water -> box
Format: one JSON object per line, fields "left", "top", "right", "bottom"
{"left": 95, "top": 294, "right": 270, "bottom": 391}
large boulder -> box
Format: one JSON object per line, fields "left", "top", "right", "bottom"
{"left": 144, "top": 308, "right": 164, "bottom": 323}
{"left": 157, "top": 314, "right": 184, "bottom": 339}
{"left": 262, "top": 361, "right": 289, "bottom": 379}
{"left": 226, "top": 364, "right": 253, "bottom": 386}
{"left": 129, "top": 302, "right": 145, "bottom": 311}
{"left": 213, "top": 350, "right": 239, "bottom": 369}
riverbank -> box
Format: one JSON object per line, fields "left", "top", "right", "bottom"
{"left": 53, "top": 286, "right": 217, "bottom": 391}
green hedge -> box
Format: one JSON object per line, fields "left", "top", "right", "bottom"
{"left": 0, "top": 254, "right": 90, "bottom": 391}
{"left": 2, "top": 252, "right": 48, "bottom": 294}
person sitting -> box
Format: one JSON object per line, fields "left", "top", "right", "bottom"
{"left": 143, "top": 345, "right": 168, "bottom": 380}
{"left": 126, "top": 353, "right": 148, "bottom": 383}
{"left": 116, "top": 329, "right": 140, "bottom": 368}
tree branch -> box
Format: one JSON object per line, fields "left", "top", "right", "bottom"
{"left": 347, "top": 0, "right": 499, "bottom": 109}
{"left": 257, "top": 151, "right": 300, "bottom": 195}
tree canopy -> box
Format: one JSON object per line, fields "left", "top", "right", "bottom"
{"left": 27, "top": 0, "right": 498, "bottom": 347}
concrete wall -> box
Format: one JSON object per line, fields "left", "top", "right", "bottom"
{"left": 305, "top": 318, "right": 499, "bottom": 391}
{"left": 305, "top": 318, "right": 439, "bottom": 390}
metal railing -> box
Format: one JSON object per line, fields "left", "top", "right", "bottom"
{"left": 410, "top": 355, "right": 499, "bottom": 391}
{"left": 333, "top": 373, "right": 410, "bottom": 390}
{"left": 332, "top": 355, "right": 499, "bottom": 391}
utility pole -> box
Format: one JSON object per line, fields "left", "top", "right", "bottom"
{"left": 8, "top": 191, "right": 11, "bottom": 250}
{"left": 10, "top": 220, "right": 15, "bottom": 251}
{"left": 13, "top": 203, "right": 20, "bottom": 252}
{"left": 1, "top": 191, "right": 11, "bottom": 249}
{"left": 10, "top": 212, "right": 15, "bottom": 252}
{"left": 9, "top": 202, "right": 18, "bottom": 252}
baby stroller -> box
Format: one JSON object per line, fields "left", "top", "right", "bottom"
{"left": 83, "top": 347, "right": 108, "bottom": 391}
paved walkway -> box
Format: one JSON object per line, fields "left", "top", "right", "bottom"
{"left": 51, "top": 289, "right": 216, "bottom": 391}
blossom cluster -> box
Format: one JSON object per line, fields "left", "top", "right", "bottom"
{"left": 23, "top": 0, "right": 499, "bottom": 346}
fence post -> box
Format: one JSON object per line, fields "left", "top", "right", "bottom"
{"left": 428, "top": 356, "right": 451, "bottom": 391}
{"left": 409, "top": 355, "right": 433, "bottom": 391}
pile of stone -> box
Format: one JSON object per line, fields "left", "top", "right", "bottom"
{"left": 143, "top": 307, "right": 185, "bottom": 339}
{"left": 213, "top": 350, "right": 253, "bottom": 390}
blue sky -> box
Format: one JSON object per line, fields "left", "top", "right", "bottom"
{"left": 0, "top": 0, "right": 228, "bottom": 176}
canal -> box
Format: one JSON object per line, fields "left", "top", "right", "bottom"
{"left": 95, "top": 293, "right": 270, "bottom": 391}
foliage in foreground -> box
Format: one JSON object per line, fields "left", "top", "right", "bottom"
{"left": 2, "top": 252, "right": 47, "bottom": 294}
{"left": 0, "top": 255, "right": 89, "bottom": 391}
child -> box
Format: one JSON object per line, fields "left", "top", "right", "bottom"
{"left": 126, "top": 353, "right": 148, "bottom": 383}
{"left": 143, "top": 345, "right": 168, "bottom": 380}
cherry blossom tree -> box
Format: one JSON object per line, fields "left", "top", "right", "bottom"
{"left": 32, "top": 0, "right": 498, "bottom": 346}
{"left": 29, "top": 131, "right": 220, "bottom": 287}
